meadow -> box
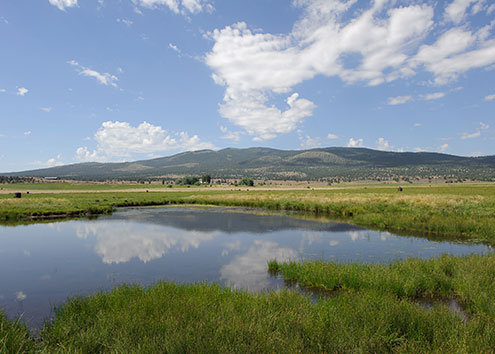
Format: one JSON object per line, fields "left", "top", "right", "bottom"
{"left": 1, "top": 183, "right": 494, "bottom": 243}
{"left": 1, "top": 182, "right": 495, "bottom": 352}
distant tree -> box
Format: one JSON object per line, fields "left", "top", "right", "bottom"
{"left": 0, "top": 176, "right": 35, "bottom": 184}
{"left": 177, "top": 176, "right": 200, "bottom": 185}
{"left": 201, "top": 174, "right": 212, "bottom": 184}
{"left": 239, "top": 177, "right": 254, "bottom": 186}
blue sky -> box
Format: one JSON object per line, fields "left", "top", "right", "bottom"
{"left": 0, "top": 0, "right": 494, "bottom": 172}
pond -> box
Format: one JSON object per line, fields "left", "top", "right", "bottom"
{"left": 0, "top": 206, "right": 492, "bottom": 328}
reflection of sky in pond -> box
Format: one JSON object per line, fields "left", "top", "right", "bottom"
{"left": 0, "top": 206, "right": 492, "bottom": 328}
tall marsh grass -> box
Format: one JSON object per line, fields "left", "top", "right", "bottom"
{"left": 269, "top": 253, "right": 495, "bottom": 318}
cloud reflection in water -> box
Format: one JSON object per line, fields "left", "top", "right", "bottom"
{"left": 221, "top": 239, "right": 242, "bottom": 257}
{"left": 220, "top": 240, "right": 298, "bottom": 291}
{"left": 348, "top": 231, "right": 368, "bottom": 242}
{"left": 76, "top": 222, "right": 219, "bottom": 264}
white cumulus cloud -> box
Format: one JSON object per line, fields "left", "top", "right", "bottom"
{"left": 347, "top": 138, "right": 364, "bottom": 147}
{"left": 461, "top": 122, "right": 490, "bottom": 139}
{"left": 116, "top": 18, "right": 133, "bottom": 26}
{"left": 48, "top": 0, "right": 78, "bottom": 11}
{"left": 387, "top": 96, "right": 412, "bottom": 105}
{"left": 299, "top": 135, "right": 321, "bottom": 149}
{"left": 219, "top": 125, "right": 243, "bottom": 142}
{"left": 422, "top": 92, "right": 446, "bottom": 100}
{"left": 75, "top": 121, "right": 216, "bottom": 162}
{"left": 32, "top": 155, "right": 64, "bottom": 168}
{"left": 221, "top": 131, "right": 242, "bottom": 142}
{"left": 16, "top": 87, "right": 28, "bottom": 96}
{"left": 75, "top": 147, "right": 101, "bottom": 161}
{"left": 485, "top": 94, "right": 495, "bottom": 101}
{"left": 438, "top": 143, "right": 449, "bottom": 152}
{"left": 68, "top": 60, "right": 119, "bottom": 87}
{"left": 206, "top": 1, "right": 495, "bottom": 139}
{"left": 376, "top": 137, "right": 391, "bottom": 151}
{"left": 135, "top": 0, "right": 213, "bottom": 14}
{"left": 168, "top": 43, "right": 181, "bottom": 55}
{"left": 412, "top": 26, "right": 495, "bottom": 85}
{"left": 463, "top": 130, "right": 482, "bottom": 140}
{"left": 444, "top": 0, "right": 480, "bottom": 24}
{"left": 217, "top": 90, "right": 315, "bottom": 141}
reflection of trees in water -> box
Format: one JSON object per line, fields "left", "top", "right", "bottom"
{"left": 220, "top": 240, "right": 297, "bottom": 291}
{"left": 76, "top": 222, "right": 219, "bottom": 264}
{"left": 109, "top": 207, "right": 364, "bottom": 234}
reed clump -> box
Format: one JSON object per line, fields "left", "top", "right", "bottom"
{"left": 269, "top": 253, "right": 495, "bottom": 318}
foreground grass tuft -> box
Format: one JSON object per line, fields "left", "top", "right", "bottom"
{"left": 0, "top": 311, "right": 35, "bottom": 353}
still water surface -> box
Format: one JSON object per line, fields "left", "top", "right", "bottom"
{"left": 0, "top": 206, "right": 491, "bottom": 327}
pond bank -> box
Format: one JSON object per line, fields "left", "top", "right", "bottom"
{"left": 1, "top": 184, "right": 495, "bottom": 243}
{"left": 2, "top": 252, "right": 495, "bottom": 353}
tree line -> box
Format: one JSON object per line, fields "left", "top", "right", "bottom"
{"left": 175, "top": 175, "right": 254, "bottom": 186}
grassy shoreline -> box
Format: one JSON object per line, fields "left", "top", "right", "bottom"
{"left": 1, "top": 183, "right": 494, "bottom": 243}
{"left": 269, "top": 253, "right": 495, "bottom": 318}
{"left": 2, "top": 254, "right": 495, "bottom": 352}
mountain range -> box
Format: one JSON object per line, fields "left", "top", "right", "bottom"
{"left": 4, "top": 147, "right": 495, "bottom": 181}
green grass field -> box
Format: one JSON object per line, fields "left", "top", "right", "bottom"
{"left": 1, "top": 183, "right": 494, "bottom": 243}
{"left": 0, "top": 182, "right": 185, "bottom": 191}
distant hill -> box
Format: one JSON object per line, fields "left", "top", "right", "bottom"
{"left": 3, "top": 147, "right": 495, "bottom": 181}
